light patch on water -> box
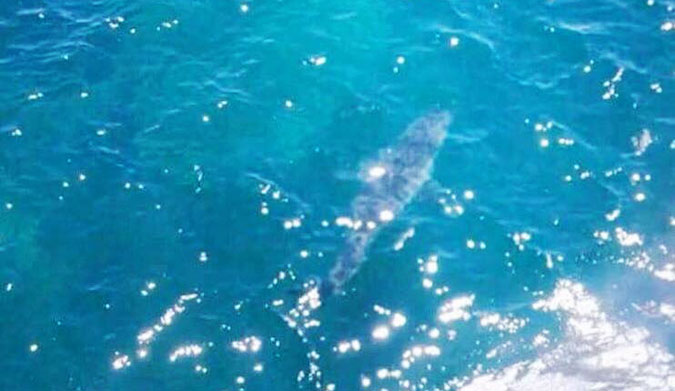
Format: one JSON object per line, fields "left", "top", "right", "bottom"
{"left": 422, "top": 278, "right": 434, "bottom": 289}
{"left": 532, "top": 330, "right": 550, "bottom": 347}
{"left": 602, "top": 67, "right": 624, "bottom": 100}
{"left": 558, "top": 137, "right": 575, "bottom": 146}
{"left": 334, "top": 339, "right": 361, "bottom": 354}
{"left": 373, "top": 304, "right": 391, "bottom": 316}
{"left": 604, "top": 166, "right": 623, "bottom": 177}
{"left": 158, "top": 19, "right": 179, "bottom": 30}
{"left": 111, "top": 354, "right": 131, "bottom": 370}
{"left": 659, "top": 303, "right": 675, "bottom": 321}
{"left": 615, "top": 227, "right": 643, "bottom": 247}
{"left": 593, "top": 230, "right": 611, "bottom": 243}
{"left": 632, "top": 128, "right": 653, "bottom": 156}
{"left": 583, "top": 60, "right": 594, "bottom": 73}
{"left": 368, "top": 165, "right": 387, "bottom": 179}
{"left": 231, "top": 336, "right": 262, "bottom": 353}
{"left": 96, "top": 129, "right": 108, "bottom": 137}
{"left": 121, "top": 292, "right": 201, "bottom": 364}
{"left": 428, "top": 328, "right": 441, "bottom": 339}
{"left": 283, "top": 217, "right": 302, "bottom": 230}
{"left": 375, "top": 367, "right": 402, "bottom": 379}
{"left": 308, "top": 55, "right": 327, "bottom": 66}
{"left": 458, "top": 279, "right": 675, "bottom": 391}
{"left": 605, "top": 208, "right": 621, "bottom": 221}
{"left": 634, "top": 300, "right": 675, "bottom": 323}
{"left": 653, "top": 263, "right": 675, "bottom": 282}
{"left": 533, "top": 120, "right": 553, "bottom": 133}
{"left": 512, "top": 231, "right": 532, "bottom": 250}
{"left": 394, "top": 227, "right": 415, "bottom": 251}
{"left": 545, "top": 252, "right": 554, "bottom": 269}
{"left": 619, "top": 251, "right": 652, "bottom": 271}
{"left": 169, "top": 344, "right": 203, "bottom": 362}
{"left": 379, "top": 209, "right": 394, "bottom": 222}
{"left": 422, "top": 254, "right": 439, "bottom": 274}
{"left": 400, "top": 344, "right": 443, "bottom": 369}
{"left": 198, "top": 251, "right": 208, "bottom": 262}
{"left": 438, "top": 193, "right": 465, "bottom": 218}
{"left": 438, "top": 294, "right": 475, "bottom": 324}
{"left": 579, "top": 170, "right": 591, "bottom": 180}
{"left": 650, "top": 82, "right": 663, "bottom": 93}
{"left": 140, "top": 281, "right": 157, "bottom": 296}
{"left": 27, "top": 91, "right": 43, "bottom": 100}
{"left": 335, "top": 216, "right": 354, "bottom": 228}
{"left": 105, "top": 16, "right": 124, "bottom": 29}
{"left": 485, "top": 341, "right": 514, "bottom": 360}
{"left": 478, "top": 312, "right": 528, "bottom": 333}
{"left": 467, "top": 239, "right": 486, "bottom": 250}
{"left": 282, "top": 285, "right": 322, "bottom": 337}
{"left": 390, "top": 312, "right": 407, "bottom": 328}
{"left": 372, "top": 325, "right": 390, "bottom": 340}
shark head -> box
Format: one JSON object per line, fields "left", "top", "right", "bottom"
{"left": 401, "top": 110, "right": 451, "bottom": 153}
{"left": 421, "top": 110, "right": 451, "bottom": 147}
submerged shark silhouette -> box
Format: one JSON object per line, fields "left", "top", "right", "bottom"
{"left": 319, "top": 110, "right": 451, "bottom": 296}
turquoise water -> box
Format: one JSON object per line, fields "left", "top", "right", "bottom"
{"left": 1, "top": 0, "right": 674, "bottom": 390}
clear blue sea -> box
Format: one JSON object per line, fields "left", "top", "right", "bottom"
{"left": 1, "top": 0, "right": 674, "bottom": 390}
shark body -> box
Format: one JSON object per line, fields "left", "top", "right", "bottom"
{"left": 320, "top": 110, "right": 451, "bottom": 295}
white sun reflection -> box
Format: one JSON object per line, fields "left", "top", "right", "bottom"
{"left": 456, "top": 279, "right": 675, "bottom": 391}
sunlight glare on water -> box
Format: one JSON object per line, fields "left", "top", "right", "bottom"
{"left": 0, "top": 0, "right": 674, "bottom": 390}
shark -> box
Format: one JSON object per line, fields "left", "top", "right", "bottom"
{"left": 319, "top": 110, "right": 451, "bottom": 296}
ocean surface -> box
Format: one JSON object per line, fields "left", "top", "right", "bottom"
{"left": 1, "top": 0, "right": 674, "bottom": 390}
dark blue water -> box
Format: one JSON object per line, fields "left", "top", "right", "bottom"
{"left": 1, "top": 0, "right": 674, "bottom": 390}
